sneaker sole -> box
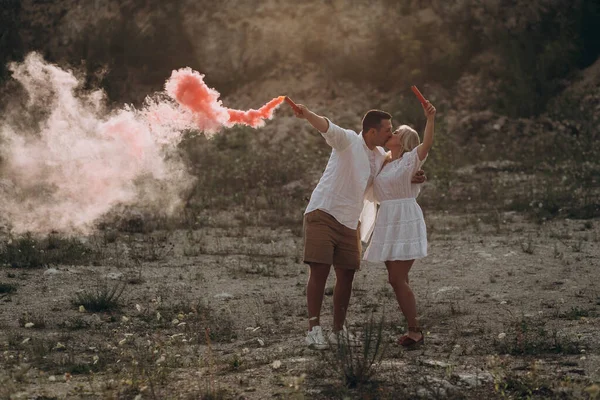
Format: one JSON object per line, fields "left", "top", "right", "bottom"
{"left": 329, "top": 341, "right": 361, "bottom": 347}
{"left": 307, "top": 343, "right": 329, "bottom": 350}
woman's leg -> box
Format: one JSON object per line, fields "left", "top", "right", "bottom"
{"left": 385, "top": 260, "right": 422, "bottom": 341}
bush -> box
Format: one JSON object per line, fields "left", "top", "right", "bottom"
{"left": 439, "top": 0, "right": 600, "bottom": 117}
{"left": 495, "top": 315, "right": 580, "bottom": 355}
{"left": 72, "top": 281, "right": 126, "bottom": 312}
{"left": 0, "top": 0, "right": 22, "bottom": 84}
{"left": 0, "top": 283, "right": 17, "bottom": 294}
{"left": 0, "top": 233, "right": 93, "bottom": 268}
{"left": 181, "top": 126, "right": 314, "bottom": 223}
{"left": 324, "top": 314, "right": 387, "bottom": 388}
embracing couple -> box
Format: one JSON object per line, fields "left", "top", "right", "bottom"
{"left": 295, "top": 99, "right": 436, "bottom": 350}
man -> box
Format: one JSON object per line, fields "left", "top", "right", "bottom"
{"left": 293, "top": 104, "right": 426, "bottom": 349}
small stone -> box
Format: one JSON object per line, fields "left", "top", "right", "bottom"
{"left": 106, "top": 272, "right": 123, "bottom": 280}
{"left": 171, "top": 318, "right": 179, "bottom": 325}
{"left": 48, "top": 375, "right": 56, "bottom": 382}
{"left": 457, "top": 372, "right": 493, "bottom": 387}
{"left": 24, "top": 322, "right": 34, "bottom": 328}
{"left": 272, "top": 360, "right": 282, "bottom": 370}
{"left": 214, "top": 292, "right": 234, "bottom": 300}
{"left": 498, "top": 332, "right": 506, "bottom": 340}
{"left": 44, "top": 268, "right": 59, "bottom": 276}
{"left": 422, "top": 359, "right": 451, "bottom": 368}
{"left": 257, "top": 338, "right": 265, "bottom": 347}
{"left": 121, "top": 316, "right": 129, "bottom": 322}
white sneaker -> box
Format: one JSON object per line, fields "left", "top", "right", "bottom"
{"left": 305, "top": 326, "right": 328, "bottom": 350}
{"left": 328, "top": 327, "right": 360, "bottom": 347}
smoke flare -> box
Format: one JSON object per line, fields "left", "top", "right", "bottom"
{"left": 165, "top": 68, "right": 284, "bottom": 132}
{"left": 0, "top": 53, "right": 283, "bottom": 234}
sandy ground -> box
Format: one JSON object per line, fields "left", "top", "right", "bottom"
{"left": 0, "top": 211, "right": 599, "bottom": 399}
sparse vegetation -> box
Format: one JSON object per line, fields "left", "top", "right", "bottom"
{"left": 495, "top": 315, "right": 581, "bottom": 356}
{"left": 0, "top": 1, "right": 598, "bottom": 398}
{"left": 323, "top": 314, "right": 387, "bottom": 389}
{"left": 72, "top": 281, "right": 126, "bottom": 312}
{"left": 520, "top": 235, "right": 535, "bottom": 254}
{"left": 0, "top": 283, "right": 17, "bottom": 293}
{"left": 0, "top": 234, "right": 93, "bottom": 268}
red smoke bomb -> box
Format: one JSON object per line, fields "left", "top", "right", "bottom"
{"left": 284, "top": 96, "right": 302, "bottom": 114}
{"left": 410, "top": 85, "right": 428, "bottom": 106}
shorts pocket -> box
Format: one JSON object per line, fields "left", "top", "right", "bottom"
{"left": 305, "top": 210, "right": 320, "bottom": 223}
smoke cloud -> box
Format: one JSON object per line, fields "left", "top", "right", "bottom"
{"left": 0, "top": 53, "right": 283, "bottom": 234}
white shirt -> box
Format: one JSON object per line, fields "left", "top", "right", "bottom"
{"left": 305, "top": 119, "right": 387, "bottom": 240}
{"left": 366, "top": 147, "right": 378, "bottom": 189}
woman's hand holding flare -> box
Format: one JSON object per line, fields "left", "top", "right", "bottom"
{"left": 417, "top": 101, "right": 436, "bottom": 161}
{"left": 422, "top": 101, "right": 436, "bottom": 120}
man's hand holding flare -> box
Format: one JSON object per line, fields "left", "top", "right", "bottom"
{"left": 285, "top": 96, "right": 303, "bottom": 115}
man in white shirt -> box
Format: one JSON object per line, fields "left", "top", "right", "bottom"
{"left": 293, "top": 104, "right": 425, "bottom": 349}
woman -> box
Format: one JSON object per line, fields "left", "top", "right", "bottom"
{"left": 363, "top": 101, "right": 436, "bottom": 347}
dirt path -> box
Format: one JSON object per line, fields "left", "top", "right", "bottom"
{"left": 1, "top": 212, "right": 598, "bottom": 399}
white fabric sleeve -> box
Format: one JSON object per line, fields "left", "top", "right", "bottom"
{"left": 321, "top": 118, "right": 354, "bottom": 151}
{"left": 409, "top": 147, "right": 427, "bottom": 175}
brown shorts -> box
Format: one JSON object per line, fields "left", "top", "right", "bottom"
{"left": 303, "top": 209, "right": 361, "bottom": 270}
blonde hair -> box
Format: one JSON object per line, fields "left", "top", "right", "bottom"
{"left": 397, "top": 125, "right": 420, "bottom": 155}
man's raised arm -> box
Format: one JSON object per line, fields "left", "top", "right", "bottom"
{"left": 293, "top": 104, "right": 329, "bottom": 133}
{"left": 293, "top": 104, "right": 353, "bottom": 151}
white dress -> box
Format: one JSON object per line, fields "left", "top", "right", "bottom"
{"left": 363, "top": 147, "right": 427, "bottom": 262}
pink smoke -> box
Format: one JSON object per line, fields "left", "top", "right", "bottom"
{"left": 0, "top": 53, "right": 283, "bottom": 234}
{"left": 165, "top": 68, "right": 284, "bottom": 132}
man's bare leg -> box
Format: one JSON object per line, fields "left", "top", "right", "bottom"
{"left": 332, "top": 267, "right": 356, "bottom": 332}
{"left": 307, "top": 263, "right": 331, "bottom": 330}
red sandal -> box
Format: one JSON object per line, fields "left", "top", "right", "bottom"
{"left": 398, "top": 327, "right": 424, "bottom": 348}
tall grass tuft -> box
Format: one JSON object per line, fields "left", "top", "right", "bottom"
{"left": 72, "top": 281, "right": 126, "bottom": 312}
{"left": 326, "top": 314, "right": 387, "bottom": 388}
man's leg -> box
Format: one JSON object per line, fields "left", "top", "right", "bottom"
{"left": 332, "top": 267, "right": 356, "bottom": 332}
{"left": 307, "top": 263, "right": 331, "bottom": 330}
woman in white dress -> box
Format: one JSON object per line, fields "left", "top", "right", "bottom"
{"left": 363, "top": 101, "right": 436, "bottom": 347}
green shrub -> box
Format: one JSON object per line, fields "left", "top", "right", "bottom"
{"left": 181, "top": 126, "right": 314, "bottom": 224}
{"left": 0, "top": 282, "right": 17, "bottom": 294}
{"left": 495, "top": 315, "right": 580, "bottom": 355}
{"left": 324, "top": 314, "right": 387, "bottom": 388}
{"left": 72, "top": 282, "right": 126, "bottom": 312}
{"left": 0, "top": 233, "right": 93, "bottom": 268}
{"left": 0, "top": 234, "right": 44, "bottom": 268}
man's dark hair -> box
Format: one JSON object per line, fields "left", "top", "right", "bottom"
{"left": 362, "top": 110, "right": 392, "bottom": 133}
